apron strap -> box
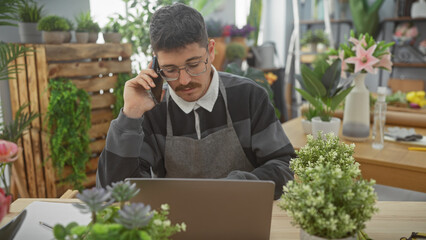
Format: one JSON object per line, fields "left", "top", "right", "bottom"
{"left": 165, "top": 76, "right": 233, "bottom": 137}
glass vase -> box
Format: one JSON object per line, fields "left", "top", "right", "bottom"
{"left": 342, "top": 73, "right": 370, "bottom": 141}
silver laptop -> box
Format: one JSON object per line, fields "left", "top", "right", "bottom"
{"left": 126, "top": 178, "right": 275, "bottom": 240}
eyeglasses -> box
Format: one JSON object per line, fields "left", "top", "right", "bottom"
{"left": 157, "top": 51, "right": 209, "bottom": 81}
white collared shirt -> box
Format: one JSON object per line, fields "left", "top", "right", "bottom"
{"left": 168, "top": 66, "right": 219, "bottom": 139}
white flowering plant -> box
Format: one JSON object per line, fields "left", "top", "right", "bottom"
{"left": 53, "top": 181, "right": 186, "bottom": 240}
{"left": 280, "top": 133, "right": 378, "bottom": 239}
{"left": 290, "top": 133, "right": 360, "bottom": 179}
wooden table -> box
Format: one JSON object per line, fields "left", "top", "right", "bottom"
{"left": 2, "top": 198, "right": 426, "bottom": 240}
{"left": 282, "top": 117, "right": 426, "bottom": 193}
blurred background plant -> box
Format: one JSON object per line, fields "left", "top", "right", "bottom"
{"left": 16, "top": 0, "right": 44, "bottom": 23}
{"left": 225, "top": 63, "right": 281, "bottom": 119}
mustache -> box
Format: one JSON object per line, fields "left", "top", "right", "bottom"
{"left": 175, "top": 82, "right": 201, "bottom": 92}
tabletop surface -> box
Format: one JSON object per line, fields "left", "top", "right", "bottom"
{"left": 282, "top": 117, "right": 426, "bottom": 192}
{"left": 2, "top": 198, "right": 426, "bottom": 240}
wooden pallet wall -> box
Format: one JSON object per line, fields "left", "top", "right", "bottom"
{"left": 8, "top": 43, "right": 132, "bottom": 198}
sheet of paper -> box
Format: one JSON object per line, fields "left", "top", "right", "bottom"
{"left": 14, "top": 201, "right": 91, "bottom": 240}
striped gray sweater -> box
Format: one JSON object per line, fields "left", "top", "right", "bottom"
{"left": 97, "top": 72, "right": 295, "bottom": 199}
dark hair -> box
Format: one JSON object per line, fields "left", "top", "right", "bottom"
{"left": 150, "top": 3, "right": 208, "bottom": 53}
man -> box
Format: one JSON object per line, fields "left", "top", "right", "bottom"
{"left": 96, "top": 3, "right": 295, "bottom": 199}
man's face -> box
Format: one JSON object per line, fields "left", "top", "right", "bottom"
{"left": 156, "top": 40, "right": 216, "bottom": 102}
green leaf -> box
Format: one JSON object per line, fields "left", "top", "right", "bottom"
{"left": 301, "top": 64, "right": 326, "bottom": 98}
{"left": 313, "top": 59, "right": 329, "bottom": 77}
{"left": 296, "top": 88, "right": 322, "bottom": 110}
{"left": 330, "top": 86, "right": 354, "bottom": 110}
{"left": 321, "top": 59, "right": 341, "bottom": 97}
{"left": 53, "top": 224, "right": 67, "bottom": 240}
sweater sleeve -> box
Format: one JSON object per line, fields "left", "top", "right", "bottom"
{"left": 227, "top": 91, "right": 296, "bottom": 200}
{"left": 96, "top": 109, "right": 153, "bottom": 188}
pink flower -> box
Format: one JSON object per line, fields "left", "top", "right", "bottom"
{"left": 0, "top": 187, "right": 12, "bottom": 222}
{"left": 407, "top": 26, "right": 418, "bottom": 38}
{"left": 0, "top": 140, "right": 18, "bottom": 163}
{"left": 338, "top": 50, "right": 349, "bottom": 78}
{"left": 374, "top": 50, "right": 393, "bottom": 72}
{"left": 349, "top": 36, "right": 367, "bottom": 50}
{"left": 345, "top": 44, "right": 380, "bottom": 74}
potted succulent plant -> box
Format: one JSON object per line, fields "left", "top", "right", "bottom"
{"left": 16, "top": 0, "right": 44, "bottom": 43}
{"left": 74, "top": 12, "right": 92, "bottom": 43}
{"left": 102, "top": 17, "right": 122, "bottom": 43}
{"left": 37, "top": 15, "right": 70, "bottom": 44}
{"left": 295, "top": 59, "right": 353, "bottom": 138}
{"left": 279, "top": 133, "right": 378, "bottom": 240}
{"left": 53, "top": 181, "right": 186, "bottom": 240}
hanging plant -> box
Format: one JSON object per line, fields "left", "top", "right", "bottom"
{"left": 112, "top": 73, "right": 134, "bottom": 118}
{"left": 47, "top": 78, "right": 91, "bottom": 190}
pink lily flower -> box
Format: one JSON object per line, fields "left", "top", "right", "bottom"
{"left": 0, "top": 140, "right": 18, "bottom": 163}
{"left": 345, "top": 44, "right": 380, "bottom": 74}
{"left": 338, "top": 50, "right": 348, "bottom": 78}
{"left": 374, "top": 50, "right": 393, "bottom": 72}
{"left": 349, "top": 36, "right": 367, "bottom": 50}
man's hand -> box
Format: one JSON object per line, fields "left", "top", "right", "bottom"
{"left": 123, "top": 61, "right": 159, "bottom": 118}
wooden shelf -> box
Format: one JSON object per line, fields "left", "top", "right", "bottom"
{"left": 300, "top": 19, "right": 352, "bottom": 25}
{"left": 383, "top": 17, "right": 426, "bottom": 22}
{"left": 393, "top": 63, "right": 426, "bottom": 68}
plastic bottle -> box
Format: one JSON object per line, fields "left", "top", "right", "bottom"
{"left": 372, "top": 87, "right": 387, "bottom": 150}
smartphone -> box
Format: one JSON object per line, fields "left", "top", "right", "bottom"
{"left": 149, "top": 56, "right": 163, "bottom": 104}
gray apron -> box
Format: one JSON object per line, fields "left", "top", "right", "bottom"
{"left": 164, "top": 79, "right": 254, "bottom": 178}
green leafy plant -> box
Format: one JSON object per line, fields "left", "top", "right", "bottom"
{"left": 37, "top": 15, "right": 70, "bottom": 31}
{"left": 112, "top": 73, "right": 134, "bottom": 118}
{"left": 300, "top": 29, "right": 329, "bottom": 46}
{"left": 279, "top": 163, "right": 377, "bottom": 239}
{"left": 0, "top": 103, "right": 39, "bottom": 196}
{"left": 17, "top": 0, "right": 44, "bottom": 23}
{"left": 296, "top": 59, "right": 353, "bottom": 122}
{"left": 0, "top": 42, "right": 32, "bottom": 81}
{"left": 47, "top": 78, "right": 91, "bottom": 190}
{"left": 279, "top": 133, "right": 378, "bottom": 239}
{"left": 0, "top": 103, "right": 39, "bottom": 143}
{"left": 0, "top": 0, "right": 20, "bottom": 27}
{"left": 290, "top": 133, "right": 360, "bottom": 179}
{"left": 74, "top": 12, "right": 93, "bottom": 32}
{"left": 349, "top": 0, "right": 384, "bottom": 37}
{"left": 103, "top": 17, "right": 120, "bottom": 33}
{"left": 225, "top": 42, "right": 246, "bottom": 61}
{"left": 225, "top": 63, "right": 280, "bottom": 119}
{"left": 246, "top": 0, "right": 262, "bottom": 46}
{"left": 302, "top": 105, "right": 318, "bottom": 121}
{"left": 53, "top": 181, "right": 186, "bottom": 240}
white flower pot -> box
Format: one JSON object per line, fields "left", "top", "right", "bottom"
{"left": 300, "top": 229, "right": 356, "bottom": 240}
{"left": 311, "top": 117, "right": 341, "bottom": 139}
{"left": 301, "top": 119, "right": 312, "bottom": 135}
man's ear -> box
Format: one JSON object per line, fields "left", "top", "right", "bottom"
{"left": 208, "top": 39, "right": 216, "bottom": 63}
